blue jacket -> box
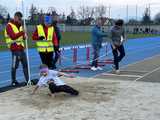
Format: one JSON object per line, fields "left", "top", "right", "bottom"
{"left": 91, "top": 25, "right": 107, "bottom": 48}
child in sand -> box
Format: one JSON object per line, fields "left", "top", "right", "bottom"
{"left": 32, "top": 64, "right": 79, "bottom": 97}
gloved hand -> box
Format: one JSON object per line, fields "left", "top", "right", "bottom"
{"left": 39, "top": 36, "right": 45, "bottom": 40}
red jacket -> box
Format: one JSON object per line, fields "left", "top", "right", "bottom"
{"left": 6, "top": 20, "right": 25, "bottom": 51}
{"left": 32, "top": 24, "right": 58, "bottom": 47}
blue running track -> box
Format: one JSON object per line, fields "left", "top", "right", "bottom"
{"left": 0, "top": 36, "right": 160, "bottom": 87}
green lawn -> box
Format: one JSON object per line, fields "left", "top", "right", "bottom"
{"left": 0, "top": 31, "right": 160, "bottom": 51}
{"left": 127, "top": 34, "right": 160, "bottom": 39}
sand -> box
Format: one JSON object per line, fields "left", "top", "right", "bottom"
{"left": 0, "top": 77, "right": 160, "bottom": 120}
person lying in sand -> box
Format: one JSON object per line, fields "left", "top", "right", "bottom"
{"left": 32, "top": 64, "right": 79, "bottom": 97}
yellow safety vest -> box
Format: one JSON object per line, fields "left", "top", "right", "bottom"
{"left": 4, "top": 22, "right": 24, "bottom": 48}
{"left": 36, "top": 24, "right": 54, "bottom": 52}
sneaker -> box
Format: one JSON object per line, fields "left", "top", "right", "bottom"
{"left": 97, "top": 67, "right": 103, "bottom": 70}
{"left": 24, "top": 82, "right": 28, "bottom": 86}
{"left": 115, "top": 70, "right": 120, "bottom": 74}
{"left": 91, "top": 66, "right": 97, "bottom": 71}
{"left": 11, "top": 81, "right": 19, "bottom": 86}
{"left": 112, "top": 65, "right": 116, "bottom": 70}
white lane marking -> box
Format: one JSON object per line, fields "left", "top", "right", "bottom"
{"left": 121, "top": 54, "right": 160, "bottom": 69}
{"left": 93, "top": 54, "right": 160, "bottom": 78}
{"left": 1, "top": 41, "right": 160, "bottom": 68}
{"left": 100, "top": 73, "right": 142, "bottom": 78}
{"left": 0, "top": 40, "right": 160, "bottom": 60}
{"left": 128, "top": 65, "right": 160, "bottom": 85}
{"left": 118, "top": 70, "right": 149, "bottom": 73}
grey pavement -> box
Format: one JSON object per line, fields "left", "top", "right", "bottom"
{"left": 95, "top": 54, "right": 160, "bottom": 83}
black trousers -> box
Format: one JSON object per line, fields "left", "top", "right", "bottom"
{"left": 49, "top": 83, "right": 79, "bottom": 96}
{"left": 53, "top": 50, "right": 60, "bottom": 68}
{"left": 11, "top": 51, "right": 29, "bottom": 83}
{"left": 39, "top": 52, "right": 55, "bottom": 69}
{"left": 111, "top": 44, "right": 125, "bottom": 70}
{"left": 91, "top": 46, "right": 100, "bottom": 67}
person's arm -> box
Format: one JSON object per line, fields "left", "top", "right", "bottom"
{"left": 52, "top": 30, "right": 58, "bottom": 47}
{"left": 31, "top": 85, "right": 39, "bottom": 95}
{"left": 96, "top": 28, "right": 107, "bottom": 37}
{"left": 120, "top": 27, "right": 127, "bottom": 45}
{"left": 32, "top": 27, "right": 39, "bottom": 41}
{"left": 6, "top": 24, "right": 25, "bottom": 40}
{"left": 57, "top": 71, "right": 75, "bottom": 78}
{"left": 111, "top": 43, "right": 116, "bottom": 50}
{"left": 109, "top": 29, "right": 116, "bottom": 49}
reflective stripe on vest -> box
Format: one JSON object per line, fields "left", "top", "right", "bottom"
{"left": 4, "top": 22, "right": 24, "bottom": 48}
{"left": 36, "top": 25, "right": 54, "bottom": 52}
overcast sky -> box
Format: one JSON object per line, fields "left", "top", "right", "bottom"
{"left": 1, "top": 0, "right": 160, "bottom": 20}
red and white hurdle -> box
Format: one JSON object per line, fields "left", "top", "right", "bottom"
{"left": 58, "top": 42, "right": 113, "bottom": 72}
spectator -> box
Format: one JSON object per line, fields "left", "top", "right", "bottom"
{"left": 4, "top": 11, "right": 29, "bottom": 86}
{"left": 110, "top": 19, "right": 126, "bottom": 74}
{"left": 32, "top": 15, "right": 58, "bottom": 69}
{"left": 90, "top": 18, "right": 107, "bottom": 71}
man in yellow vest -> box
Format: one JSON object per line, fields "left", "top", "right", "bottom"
{"left": 5, "top": 12, "right": 29, "bottom": 86}
{"left": 32, "top": 15, "right": 58, "bottom": 69}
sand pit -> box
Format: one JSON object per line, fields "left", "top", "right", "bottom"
{"left": 0, "top": 77, "right": 160, "bottom": 120}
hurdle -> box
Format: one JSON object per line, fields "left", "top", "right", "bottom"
{"left": 58, "top": 42, "right": 113, "bottom": 72}
{"left": 59, "top": 69, "right": 79, "bottom": 73}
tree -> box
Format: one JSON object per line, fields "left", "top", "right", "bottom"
{"left": 127, "top": 19, "right": 139, "bottom": 25}
{"left": 0, "top": 4, "right": 8, "bottom": 24}
{"left": 29, "top": 4, "right": 38, "bottom": 24}
{"left": 6, "top": 13, "right": 10, "bottom": 22}
{"left": 47, "top": 7, "right": 57, "bottom": 16}
{"left": 66, "top": 15, "right": 72, "bottom": 25}
{"left": 142, "top": 7, "right": 152, "bottom": 24}
{"left": 94, "top": 5, "right": 107, "bottom": 18}
{"left": 77, "top": 6, "right": 95, "bottom": 25}
{"left": 77, "top": 6, "right": 85, "bottom": 21}
{"left": 70, "top": 7, "right": 76, "bottom": 20}
{"left": 154, "top": 12, "right": 160, "bottom": 24}
{"left": 0, "top": 4, "right": 8, "bottom": 18}
{"left": 59, "top": 12, "right": 66, "bottom": 23}
{"left": 39, "top": 9, "right": 44, "bottom": 23}
{"left": 66, "top": 7, "right": 78, "bottom": 25}
{"left": 29, "top": 4, "right": 38, "bottom": 17}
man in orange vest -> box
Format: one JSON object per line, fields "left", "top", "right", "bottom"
{"left": 32, "top": 15, "right": 58, "bottom": 69}
{"left": 5, "top": 12, "right": 29, "bottom": 86}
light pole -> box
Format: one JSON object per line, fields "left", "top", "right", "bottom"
{"left": 19, "top": 0, "right": 32, "bottom": 85}
{"left": 147, "top": 2, "right": 160, "bottom": 33}
{"left": 126, "top": 4, "right": 128, "bottom": 23}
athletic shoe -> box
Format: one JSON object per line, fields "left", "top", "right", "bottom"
{"left": 112, "top": 65, "right": 116, "bottom": 70}
{"left": 91, "top": 66, "right": 97, "bottom": 71}
{"left": 97, "top": 66, "right": 103, "bottom": 70}
{"left": 115, "top": 70, "right": 120, "bottom": 74}
{"left": 24, "top": 82, "right": 28, "bottom": 86}
{"left": 11, "top": 81, "right": 19, "bottom": 86}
